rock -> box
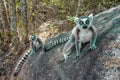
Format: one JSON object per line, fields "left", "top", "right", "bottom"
{"left": 11, "top": 5, "right": 120, "bottom": 80}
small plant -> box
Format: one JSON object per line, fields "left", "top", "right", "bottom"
{"left": 66, "top": 16, "right": 74, "bottom": 22}
{"left": 49, "top": 24, "right": 55, "bottom": 33}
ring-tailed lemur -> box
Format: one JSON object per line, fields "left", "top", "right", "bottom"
{"left": 63, "top": 13, "right": 97, "bottom": 61}
{"left": 14, "top": 35, "right": 43, "bottom": 76}
{"left": 29, "top": 35, "right": 43, "bottom": 52}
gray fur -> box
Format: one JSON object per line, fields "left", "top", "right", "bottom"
{"left": 30, "top": 35, "right": 43, "bottom": 51}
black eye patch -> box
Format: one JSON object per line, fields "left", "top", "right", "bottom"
{"left": 79, "top": 21, "right": 83, "bottom": 25}
{"left": 86, "top": 20, "right": 89, "bottom": 24}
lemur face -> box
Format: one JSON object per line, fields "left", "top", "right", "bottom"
{"left": 74, "top": 14, "right": 93, "bottom": 30}
{"left": 29, "top": 35, "right": 36, "bottom": 41}
{"left": 79, "top": 17, "right": 90, "bottom": 29}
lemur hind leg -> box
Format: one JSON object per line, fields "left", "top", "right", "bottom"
{"left": 63, "top": 35, "right": 75, "bottom": 61}
{"left": 75, "top": 41, "right": 82, "bottom": 58}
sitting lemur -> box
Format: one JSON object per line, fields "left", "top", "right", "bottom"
{"left": 63, "top": 14, "right": 97, "bottom": 61}
{"left": 14, "top": 35, "right": 43, "bottom": 76}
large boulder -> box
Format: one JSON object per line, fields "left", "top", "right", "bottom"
{"left": 11, "top": 5, "right": 120, "bottom": 80}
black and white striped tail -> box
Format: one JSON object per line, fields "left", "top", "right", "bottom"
{"left": 45, "top": 37, "right": 69, "bottom": 51}
{"left": 14, "top": 49, "right": 31, "bottom": 76}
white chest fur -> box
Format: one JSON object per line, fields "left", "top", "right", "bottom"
{"left": 79, "top": 29, "right": 92, "bottom": 43}
{"left": 33, "top": 40, "right": 40, "bottom": 49}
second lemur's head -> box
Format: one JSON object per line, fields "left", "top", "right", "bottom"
{"left": 29, "top": 35, "right": 36, "bottom": 41}
{"left": 74, "top": 13, "right": 93, "bottom": 30}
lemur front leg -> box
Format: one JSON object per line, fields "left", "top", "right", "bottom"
{"left": 36, "top": 38, "right": 43, "bottom": 51}
{"left": 30, "top": 41, "right": 35, "bottom": 50}
{"left": 89, "top": 25, "right": 97, "bottom": 50}
{"left": 63, "top": 34, "right": 75, "bottom": 61}
{"left": 75, "top": 40, "right": 81, "bottom": 58}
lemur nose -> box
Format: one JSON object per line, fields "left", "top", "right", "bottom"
{"left": 83, "top": 25, "right": 87, "bottom": 29}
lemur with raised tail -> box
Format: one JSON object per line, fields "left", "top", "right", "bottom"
{"left": 14, "top": 35, "right": 43, "bottom": 76}
{"left": 63, "top": 14, "right": 97, "bottom": 61}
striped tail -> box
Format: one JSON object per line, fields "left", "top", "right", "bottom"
{"left": 14, "top": 49, "right": 32, "bottom": 76}
{"left": 45, "top": 36, "right": 69, "bottom": 51}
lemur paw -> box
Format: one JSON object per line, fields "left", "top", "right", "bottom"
{"left": 76, "top": 53, "right": 81, "bottom": 59}
{"left": 89, "top": 44, "right": 97, "bottom": 51}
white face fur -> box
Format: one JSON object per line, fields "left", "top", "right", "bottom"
{"left": 74, "top": 14, "right": 93, "bottom": 30}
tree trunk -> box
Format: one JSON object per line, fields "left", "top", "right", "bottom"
{"left": 21, "top": 0, "right": 28, "bottom": 46}
{"left": 0, "top": 0, "right": 9, "bottom": 30}
{"left": 0, "top": 0, "right": 11, "bottom": 50}
{"left": 10, "top": 0, "right": 19, "bottom": 50}
{"left": 31, "top": 0, "right": 37, "bottom": 34}
{"left": 76, "top": 0, "right": 80, "bottom": 17}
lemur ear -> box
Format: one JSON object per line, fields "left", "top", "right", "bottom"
{"left": 73, "top": 17, "right": 79, "bottom": 24}
{"left": 29, "top": 35, "right": 32, "bottom": 41}
{"left": 88, "top": 13, "right": 93, "bottom": 20}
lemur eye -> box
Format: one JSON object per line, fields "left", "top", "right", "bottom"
{"left": 86, "top": 20, "right": 89, "bottom": 24}
{"left": 79, "top": 21, "right": 83, "bottom": 25}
